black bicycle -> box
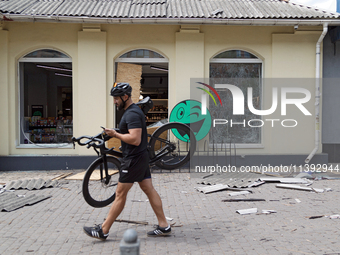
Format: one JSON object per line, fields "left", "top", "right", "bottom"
{"left": 72, "top": 97, "right": 196, "bottom": 208}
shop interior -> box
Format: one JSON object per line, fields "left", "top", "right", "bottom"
{"left": 20, "top": 62, "right": 73, "bottom": 144}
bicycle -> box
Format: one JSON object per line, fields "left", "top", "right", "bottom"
{"left": 72, "top": 97, "right": 196, "bottom": 208}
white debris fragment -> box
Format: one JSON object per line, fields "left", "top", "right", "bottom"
{"left": 236, "top": 208, "right": 258, "bottom": 215}
{"left": 229, "top": 191, "right": 250, "bottom": 197}
{"left": 261, "top": 210, "right": 277, "bottom": 214}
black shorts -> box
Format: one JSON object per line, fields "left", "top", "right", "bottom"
{"left": 119, "top": 150, "right": 151, "bottom": 183}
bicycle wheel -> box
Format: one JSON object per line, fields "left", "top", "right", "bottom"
{"left": 82, "top": 156, "right": 121, "bottom": 208}
{"left": 148, "top": 122, "right": 196, "bottom": 170}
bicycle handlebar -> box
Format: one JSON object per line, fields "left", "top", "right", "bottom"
{"left": 72, "top": 132, "right": 105, "bottom": 149}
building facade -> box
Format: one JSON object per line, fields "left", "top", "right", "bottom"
{"left": 1, "top": 0, "right": 339, "bottom": 170}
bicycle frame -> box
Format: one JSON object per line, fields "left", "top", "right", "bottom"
{"left": 148, "top": 134, "right": 176, "bottom": 164}
{"left": 72, "top": 130, "right": 176, "bottom": 178}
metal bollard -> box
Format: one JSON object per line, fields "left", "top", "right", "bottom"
{"left": 120, "top": 229, "right": 140, "bottom": 255}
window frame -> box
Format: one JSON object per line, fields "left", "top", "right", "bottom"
{"left": 17, "top": 49, "right": 73, "bottom": 148}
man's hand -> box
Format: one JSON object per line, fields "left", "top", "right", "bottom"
{"left": 104, "top": 128, "right": 118, "bottom": 138}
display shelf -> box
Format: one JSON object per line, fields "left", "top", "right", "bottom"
{"left": 25, "top": 117, "right": 73, "bottom": 144}
{"left": 29, "top": 125, "right": 57, "bottom": 130}
{"left": 148, "top": 111, "right": 168, "bottom": 114}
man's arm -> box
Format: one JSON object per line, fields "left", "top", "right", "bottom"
{"left": 105, "top": 128, "right": 142, "bottom": 146}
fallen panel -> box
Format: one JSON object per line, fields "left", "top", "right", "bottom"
{"left": 5, "top": 179, "right": 59, "bottom": 190}
{"left": 197, "top": 172, "right": 264, "bottom": 188}
{"left": 0, "top": 192, "right": 52, "bottom": 212}
{"left": 196, "top": 184, "right": 252, "bottom": 194}
{"left": 260, "top": 178, "right": 309, "bottom": 184}
{"left": 276, "top": 184, "right": 324, "bottom": 193}
{"left": 196, "top": 184, "right": 229, "bottom": 194}
{"left": 248, "top": 181, "right": 265, "bottom": 188}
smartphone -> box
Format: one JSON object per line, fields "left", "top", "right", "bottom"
{"left": 100, "top": 126, "right": 105, "bottom": 130}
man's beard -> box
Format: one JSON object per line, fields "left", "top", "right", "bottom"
{"left": 116, "top": 103, "right": 124, "bottom": 111}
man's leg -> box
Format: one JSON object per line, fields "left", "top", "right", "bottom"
{"left": 101, "top": 182, "right": 134, "bottom": 234}
{"left": 138, "top": 178, "right": 168, "bottom": 228}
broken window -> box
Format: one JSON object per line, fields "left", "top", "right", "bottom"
{"left": 209, "top": 50, "right": 263, "bottom": 145}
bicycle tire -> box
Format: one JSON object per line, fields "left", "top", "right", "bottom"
{"left": 148, "top": 122, "right": 196, "bottom": 170}
{"left": 82, "top": 156, "right": 121, "bottom": 208}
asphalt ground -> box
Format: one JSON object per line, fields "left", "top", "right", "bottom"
{"left": 0, "top": 169, "right": 340, "bottom": 255}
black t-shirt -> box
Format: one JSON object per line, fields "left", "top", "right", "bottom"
{"left": 119, "top": 103, "right": 148, "bottom": 158}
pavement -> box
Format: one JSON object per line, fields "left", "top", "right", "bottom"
{"left": 1, "top": 168, "right": 340, "bottom": 255}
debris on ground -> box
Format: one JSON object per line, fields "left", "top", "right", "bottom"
{"left": 276, "top": 184, "right": 325, "bottom": 193}
{"left": 307, "top": 215, "right": 325, "bottom": 219}
{"left": 260, "top": 177, "right": 311, "bottom": 184}
{"left": 197, "top": 172, "right": 262, "bottom": 188}
{"left": 0, "top": 192, "right": 51, "bottom": 212}
{"left": 248, "top": 180, "right": 265, "bottom": 187}
{"left": 195, "top": 184, "right": 252, "bottom": 194}
{"left": 306, "top": 214, "right": 340, "bottom": 219}
{"left": 222, "top": 198, "right": 266, "bottom": 202}
{"left": 115, "top": 219, "right": 149, "bottom": 225}
{"left": 261, "top": 210, "right": 277, "bottom": 214}
{"left": 236, "top": 208, "right": 258, "bottom": 215}
{"left": 228, "top": 190, "right": 251, "bottom": 196}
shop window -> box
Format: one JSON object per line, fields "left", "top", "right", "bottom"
{"left": 209, "top": 50, "right": 262, "bottom": 145}
{"left": 115, "top": 49, "right": 168, "bottom": 127}
{"left": 19, "top": 49, "right": 73, "bottom": 146}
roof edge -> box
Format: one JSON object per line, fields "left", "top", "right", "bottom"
{"left": 1, "top": 14, "right": 340, "bottom": 26}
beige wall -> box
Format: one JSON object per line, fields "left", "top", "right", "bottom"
{"left": 0, "top": 22, "right": 323, "bottom": 156}
{"left": 0, "top": 28, "right": 9, "bottom": 155}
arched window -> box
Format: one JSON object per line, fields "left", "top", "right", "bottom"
{"left": 19, "top": 49, "right": 73, "bottom": 146}
{"left": 209, "top": 50, "right": 262, "bottom": 145}
{"left": 119, "top": 49, "right": 165, "bottom": 59}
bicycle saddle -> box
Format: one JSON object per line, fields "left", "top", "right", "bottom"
{"left": 136, "top": 96, "right": 154, "bottom": 115}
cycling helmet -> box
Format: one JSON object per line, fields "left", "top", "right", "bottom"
{"left": 110, "top": 82, "right": 132, "bottom": 97}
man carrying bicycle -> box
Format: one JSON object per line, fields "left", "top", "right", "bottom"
{"left": 83, "top": 82, "right": 171, "bottom": 240}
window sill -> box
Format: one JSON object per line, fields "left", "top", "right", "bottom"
{"left": 17, "top": 144, "right": 73, "bottom": 149}
{"left": 209, "top": 144, "right": 264, "bottom": 149}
